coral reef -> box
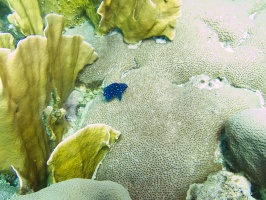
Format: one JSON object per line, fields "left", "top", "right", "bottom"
{"left": 67, "top": 0, "right": 266, "bottom": 198}
{"left": 4, "top": 0, "right": 182, "bottom": 43}
{"left": 186, "top": 170, "right": 255, "bottom": 200}
{"left": 81, "top": 74, "right": 262, "bottom": 199}
{"left": 97, "top": 0, "right": 182, "bottom": 43}
{"left": 225, "top": 108, "right": 266, "bottom": 192}
{"left": 78, "top": 0, "right": 266, "bottom": 96}
{"left": 47, "top": 124, "right": 121, "bottom": 183}
{"left": 0, "top": 0, "right": 265, "bottom": 199}
{"left": 0, "top": 14, "right": 97, "bottom": 193}
{"left": 11, "top": 178, "right": 131, "bottom": 200}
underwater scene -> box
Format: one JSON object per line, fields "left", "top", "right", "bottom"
{"left": 0, "top": 0, "right": 266, "bottom": 199}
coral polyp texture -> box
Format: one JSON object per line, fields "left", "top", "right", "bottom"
{"left": 0, "top": 14, "right": 97, "bottom": 193}
{"left": 97, "top": 0, "right": 182, "bottom": 43}
{"left": 225, "top": 108, "right": 266, "bottom": 190}
{"left": 12, "top": 178, "right": 131, "bottom": 200}
{"left": 71, "top": 0, "right": 266, "bottom": 198}
{"left": 82, "top": 74, "right": 262, "bottom": 199}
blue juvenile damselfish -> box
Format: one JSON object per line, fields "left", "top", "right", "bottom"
{"left": 103, "top": 83, "right": 128, "bottom": 101}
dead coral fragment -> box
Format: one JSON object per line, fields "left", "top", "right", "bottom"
{"left": 186, "top": 171, "right": 255, "bottom": 200}
{"left": 97, "top": 0, "right": 182, "bottom": 44}
{"left": 47, "top": 124, "right": 121, "bottom": 183}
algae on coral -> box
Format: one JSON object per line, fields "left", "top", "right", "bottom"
{"left": 39, "top": 0, "right": 102, "bottom": 30}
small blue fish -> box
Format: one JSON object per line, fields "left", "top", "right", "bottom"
{"left": 103, "top": 83, "right": 128, "bottom": 101}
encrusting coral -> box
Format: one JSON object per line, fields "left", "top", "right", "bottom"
{"left": 0, "top": 14, "right": 98, "bottom": 193}
{"left": 97, "top": 0, "right": 182, "bottom": 44}
{"left": 47, "top": 124, "right": 121, "bottom": 183}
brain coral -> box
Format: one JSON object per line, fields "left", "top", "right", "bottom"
{"left": 82, "top": 74, "right": 262, "bottom": 199}
{"left": 65, "top": 0, "right": 266, "bottom": 199}
{"left": 225, "top": 108, "right": 266, "bottom": 189}
{"left": 77, "top": 0, "right": 266, "bottom": 96}
{"left": 12, "top": 178, "right": 131, "bottom": 200}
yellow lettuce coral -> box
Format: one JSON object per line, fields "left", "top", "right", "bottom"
{"left": 0, "top": 33, "right": 14, "bottom": 50}
{"left": 47, "top": 124, "right": 121, "bottom": 183}
{"left": 7, "top": 0, "right": 44, "bottom": 35}
{"left": 0, "top": 14, "right": 98, "bottom": 193}
{"left": 97, "top": 0, "right": 182, "bottom": 43}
